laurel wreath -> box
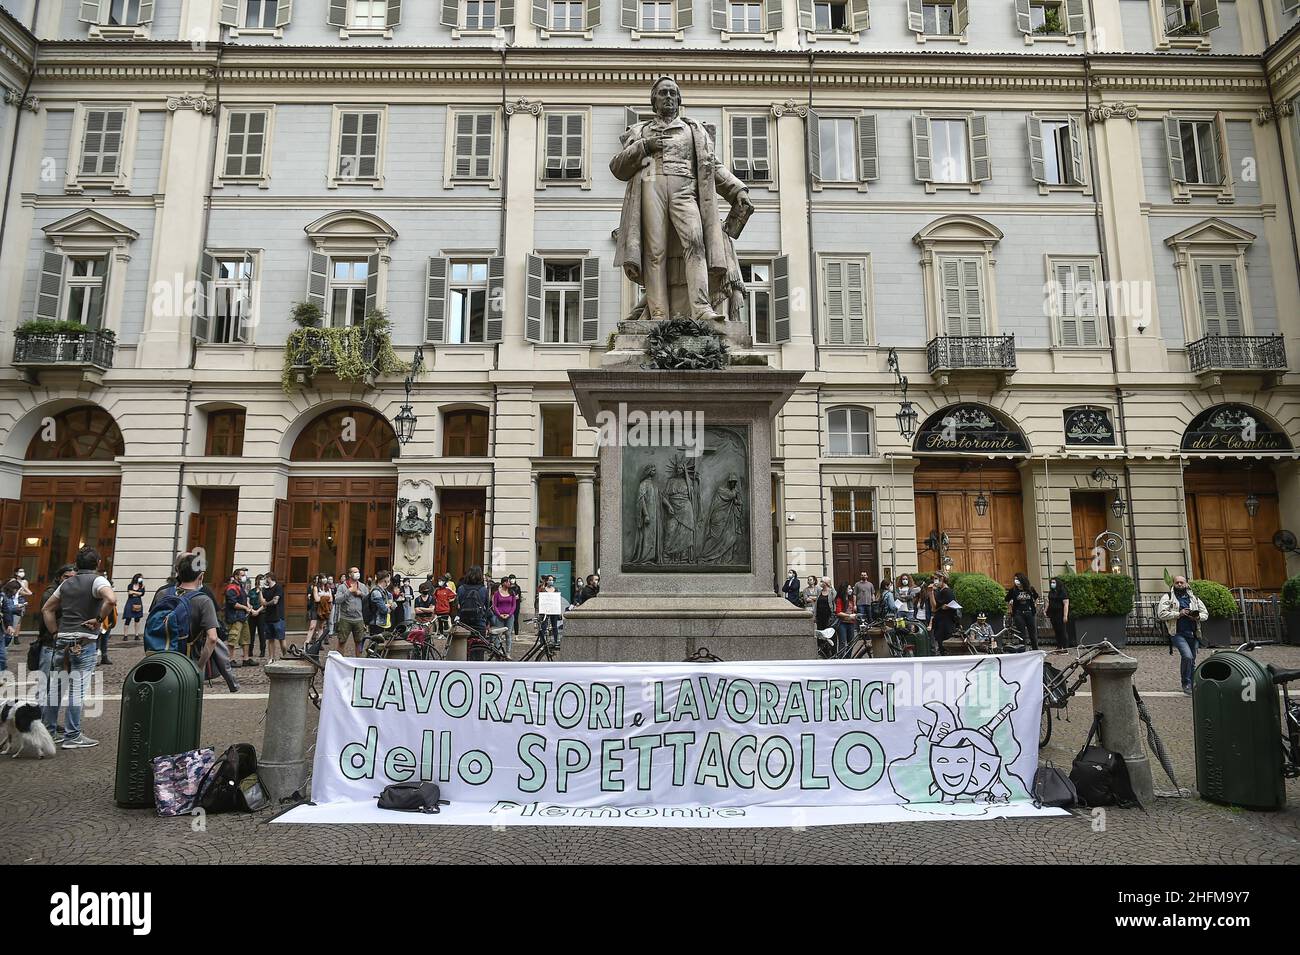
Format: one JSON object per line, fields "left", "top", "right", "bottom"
{"left": 643, "top": 317, "right": 730, "bottom": 371}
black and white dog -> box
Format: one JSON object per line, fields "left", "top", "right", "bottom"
{"left": 0, "top": 701, "right": 56, "bottom": 758}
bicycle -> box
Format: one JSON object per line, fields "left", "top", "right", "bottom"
{"left": 1039, "top": 640, "right": 1114, "bottom": 748}
{"left": 816, "top": 623, "right": 870, "bottom": 660}
{"left": 1218, "top": 641, "right": 1300, "bottom": 781}
{"left": 454, "top": 618, "right": 511, "bottom": 662}
{"left": 519, "top": 627, "right": 560, "bottom": 662}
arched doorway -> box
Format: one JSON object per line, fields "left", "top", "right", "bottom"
{"left": 281, "top": 406, "right": 398, "bottom": 622}
{"left": 912, "top": 404, "right": 1029, "bottom": 585}
{"left": 7, "top": 406, "right": 123, "bottom": 606}
{"left": 1181, "top": 404, "right": 1292, "bottom": 591}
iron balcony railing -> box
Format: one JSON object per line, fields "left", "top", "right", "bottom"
{"left": 13, "top": 328, "right": 116, "bottom": 370}
{"left": 288, "top": 329, "right": 379, "bottom": 371}
{"left": 1186, "top": 334, "right": 1287, "bottom": 374}
{"left": 926, "top": 334, "right": 1017, "bottom": 375}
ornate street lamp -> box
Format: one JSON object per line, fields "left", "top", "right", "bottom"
{"left": 887, "top": 348, "right": 918, "bottom": 441}
{"left": 1091, "top": 467, "right": 1127, "bottom": 521}
{"left": 1110, "top": 495, "right": 1127, "bottom": 520}
{"left": 973, "top": 465, "right": 988, "bottom": 517}
{"left": 1245, "top": 492, "right": 1261, "bottom": 518}
{"left": 393, "top": 346, "right": 425, "bottom": 445}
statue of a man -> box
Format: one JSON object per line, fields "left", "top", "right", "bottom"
{"left": 610, "top": 76, "right": 754, "bottom": 324}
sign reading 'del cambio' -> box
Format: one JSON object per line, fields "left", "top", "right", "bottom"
{"left": 281, "top": 653, "right": 1055, "bottom": 828}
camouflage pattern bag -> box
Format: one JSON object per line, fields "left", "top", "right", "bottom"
{"left": 152, "top": 747, "right": 216, "bottom": 817}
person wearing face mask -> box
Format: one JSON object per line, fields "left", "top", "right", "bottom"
{"left": 6, "top": 568, "right": 32, "bottom": 644}
{"left": 1157, "top": 575, "right": 1208, "bottom": 695}
{"left": 224, "top": 569, "right": 254, "bottom": 666}
{"left": 781, "top": 570, "right": 801, "bottom": 606}
{"left": 1046, "top": 576, "right": 1072, "bottom": 649}
{"left": 1005, "top": 572, "right": 1040, "bottom": 650}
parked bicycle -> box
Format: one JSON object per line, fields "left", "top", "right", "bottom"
{"left": 1040, "top": 641, "right": 1114, "bottom": 748}
{"left": 518, "top": 626, "right": 560, "bottom": 662}
{"left": 1218, "top": 641, "right": 1300, "bottom": 781}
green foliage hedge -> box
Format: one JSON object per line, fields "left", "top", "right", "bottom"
{"left": 1057, "top": 571, "right": 1135, "bottom": 617}
{"left": 16, "top": 320, "right": 107, "bottom": 336}
{"left": 1188, "top": 579, "right": 1237, "bottom": 619}
{"left": 907, "top": 571, "right": 1006, "bottom": 617}
{"left": 1281, "top": 576, "right": 1300, "bottom": 614}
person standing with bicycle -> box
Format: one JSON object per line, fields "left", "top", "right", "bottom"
{"left": 1157, "top": 575, "right": 1208, "bottom": 695}
{"left": 491, "top": 578, "right": 519, "bottom": 657}
{"left": 457, "top": 566, "right": 491, "bottom": 658}
{"left": 1005, "top": 572, "right": 1039, "bottom": 651}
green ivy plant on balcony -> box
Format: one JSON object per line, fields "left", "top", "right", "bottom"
{"left": 1033, "top": 7, "right": 1063, "bottom": 33}
{"left": 16, "top": 319, "right": 108, "bottom": 337}
{"left": 281, "top": 307, "right": 407, "bottom": 393}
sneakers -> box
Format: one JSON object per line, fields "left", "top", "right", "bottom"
{"left": 61, "top": 734, "right": 99, "bottom": 749}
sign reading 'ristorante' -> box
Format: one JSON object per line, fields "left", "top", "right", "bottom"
{"left": 1181, "top": 404, "right": 1293, "bottom": 453}
{"left": 914, "top": 405, "right": 1029, "bottom": 454}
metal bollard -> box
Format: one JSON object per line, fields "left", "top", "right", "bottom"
{"left": 260, "top": 658, "right": 315, "bottom": 805}
{"left": 1083, "top": 649, "right": 1155, "bottom": 805}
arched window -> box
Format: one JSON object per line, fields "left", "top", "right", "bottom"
{"left": 828, "top": 406, "right": 872, "bottom": 456}
{"left": 205, "top": 409, "right": 246, "bottom": 456}
{"left": 443, "top": 409, "right": 489, "bottom": 457}
{"left": 25, "top": 406, "right": 124, "bottom": 461}
{"left": 290, "top": 406, "right": 397, "bottom": 461}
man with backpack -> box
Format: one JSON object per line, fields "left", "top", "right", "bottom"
{"left": 1157, "top": 575, "right": 1209, "bottom": 695}
{"left": 334, "top": 567, "right": 369, "bottom": 656}
{"left": 365, "top": 570, "right": 396, "bottom": 652}
{"left": 147, "top": 555, "right": 240, "bottom": 693}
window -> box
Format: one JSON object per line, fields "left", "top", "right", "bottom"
{"left": 1167, "top": 118, "right": 1220, "bottom": 186}
{"left": 223, "top": 110, "right": 269, "bottom": 180}
{"left": 1030, "top": 0, "right": 1062, "bottom": 32}
{"left": 552, "top": 0, "right": 584, "bottom": 29}
{"left": 448, "top": 260, "right": 489, "bottom": 344}
{"left": 829, "top": 410, "right": 872, "bottom": 456}
{"left": 730, "top": 1, "right": 763, "bottom": 31}
{"left": 63, "top": 257, "right": 108, "bottom": 327}
{"left": 327, "top": 0, "right": 402, "bottom": 31}
{"left": 912, "top": 114, "right": 990, "bottom": 188}
{"left": 243, "top": 0, "right": 279, "bottom": 28}
{"left": 206, "top": 410, "right": 246, "bottom": 457}
{"left": 218, "top": 0, "right": 291, "bottom": 30}
{"left": 1163, "top": 0, "right": 1220, "bottom": 36}
{"left": 739, "top": 262, "right": 773, "bottom": 344}
{"left": 1028, "top": 115, "right": 1084, "bottom": 188}
{"left": 543, "top": 263, "right": 582, "bottom": 344}
{"left": 832, "top": 489, "right": 875, "bottom": 531}
{"left": 906, "top": 0, "right": 966, "bottom": 35}
{"left": 108, "top": 0, "right": 142, "bottom": 24}
{"left": 466, "top": 0, "right": 497, "bottom": 27}
{"left": 937, "top": 255, "right": 986, "bottom": 336}
{"left": 1048, "top": 258, "right": 1102, "bottom": 347}
{"left": 923, "top": 1, "right": 954, "bottom": 32}
{"left": 821, "top": 257, "right": 869, "bottom": 345}
{"left": 729, "top": 114, "right": 771, "bottom": 183}
{"left": 541, "top": 405, "right": 575, "bottom": 457}
{"left": 444, "top": 410, "right": 489, "bottom": 457}
{"left": 209, "top": 255, "right": 254, "bottom": 343}
{"left": 800, "top": 0, "right": 868, "bottom": 34}
{"left": 1194, "top": 258, "right": 1243, "bottom": 336}
{"left": 328, "top": 258, "right": 370, "bottom": 327}
{"left": 451, "top": 111, "right": 496, "bottom": 181}
{"left": 815, "top": 1, "right": 848, "bottom": 29}
{"left": 336, "top": 110, "right": 382, "bottom": 183}
{"left": 77, "top": 0, "right": 155, "bottom": 31}
{"left": 818, "top": 117, "right": 856, "bottom": 182}
{"left": 79, "top": 108, "right": 126, "bottom": 178}
{"left": 642, "top": 0, "right": 673, "bottom": 29}
{"left": 1016, "top": 0, "right": 1085, "bottom": 36}
{"left": 809, "top": 111, "right": 876, "bottom": 186}
{"left": 542, "top": 111, "right": 585, "bottom": 183}
{"left": 352, "top": 0, "right": 387, "bottom": 27}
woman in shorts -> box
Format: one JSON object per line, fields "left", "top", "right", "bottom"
{"left": 123, "top": 574, "right": 146, "bottom": 639}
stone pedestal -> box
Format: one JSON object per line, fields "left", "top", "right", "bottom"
{"left": 1083, "top": 650, "right": 1155, "bottom": 805}
{"left": 260, "top": 659, "right": 314, "bottom": 805}
{"left": 564, "top": 367, "right": 812, "bottom": 661}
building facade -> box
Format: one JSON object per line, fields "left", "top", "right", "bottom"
{"left": 2, "top": 0, "right": 1299, "bottom": 619}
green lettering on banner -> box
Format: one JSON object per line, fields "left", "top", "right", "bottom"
{"left": 421, "top": 729, "right": 435, "bottom": 781}
{"left": 351, "top": 668, "right": 373, "bottom": 708}
{"left": 385, "top": 746, "right": 416, "bottom": 781}
{"left": 517, "top": 733, "right": 547, "bottom": 792}
{"left": 502, "top": 680, "right": 535, "bottom": 723}
{"left": 662, "top": 732, "right": 695, "bottom": 786}
{"left": 782, "top": 683, "right": 809, "bottom": 723}
{"left": 758, "top": 736, "right": 794, "bottom": 788}
{"left": 727, "top": 734, "right": 758, "bottom": 789}
{"left": 757, "top": 682, "right": 780, "bottom": 725}
{"left": 654, "top": 682, "right": 671, "bottom": 723}
{"left": 601, "top": 739, "right": 626, "bottom": 792}
{"left": 532, "top": 681, "right": 553, "bottom": 726}
{"left": 375, "top": 667, "right": 406, "bottom": 711}
{"left": 806, "top": 680, "right": 827, "bottom": 721}
{"left": 458, "top": 749, "right": 493, "bottom": 785}
{"left": 340, "top": 725, "right": 377, "bottom": 780}
{"left": 614, "top": 684, "right": 625, "bottom": 729}
{"left": 439, "top": 730, "right": 452, "bottom": 782}
{"left": 851, "top": 678, "right": 863, "bottom": 720}
{"left": 694, "top": 731, "right": 729, "bottom": 788}
{"left": 673, "top": 679, "right": 701, "bottom": 721}
{"left": 698, "top": 677, "right": 727, "bottom": 720}
{"left": 408, "top": 669, "right": 438, "bottom": 714}
{"left": 555, "top": 683, "right": 585, "bottom": 729}
{"left": 556, "top": 739, "right": 591, "bottom": 793}
{"left": 829, "top": 680, "right": 849, "bottom": 722}
{"left": 832, "top": 731, "right": 885, "bottom": 791}
{"left": 439, "top": 670, "right": 473, "bottom": 718}
{"left": 862, "top": 682, "right": 887, "bottom": 722}
{"left": 626, "top": 734, "right": 660, "bottom": 790}
{"left": 800, "top": 733, "right": 830, "bottom": 789}
{"left": 478, "top": 673, "right": 503, "bottom": 721}
{"left": 725, "top": 679, "right": 758, "bottom": 723}
{"left": 589, "top": 683, "right": 613, "bottom": 730}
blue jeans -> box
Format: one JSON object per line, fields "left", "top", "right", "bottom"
{"left": 837, "top": 620, "right": 856, "bottom": 654}
{"left": 538, "top": 615, "right": 561, "bottom": 647}
{"left": 857, "top": 603, "right": 872, "bottom": 625}
{"left": 43, "top": 638, "right": 99, "bottom": 739}
{"left": 0, "top": 631, "right": 8, "bottom": 672}
{"left": 492, "top": 613, "right": 514, "bottom": 655}
{"left": 1171, "top": 632, "right": 1198, "bottom": 690}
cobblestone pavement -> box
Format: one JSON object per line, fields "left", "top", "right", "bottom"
{"left": 1, "top": 635, "right": 1297, "bottom": 864}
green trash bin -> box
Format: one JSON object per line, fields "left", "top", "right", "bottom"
{"left": 1192, "top": 650, "right": 1285, "bottom": 810}
{"left": 114, "top": 652, "right": 204, "bottom": 808}
{"left": 908, "top": 621, "right": 934, "bottom": 657}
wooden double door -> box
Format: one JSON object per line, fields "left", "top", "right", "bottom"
{"left": 832, "top": 534, "right": 879, "bottom": 589}
{"left": 914, "top": 461, "right": 1026, "bottom": 586}
{"left": 435, "top": 489, "right": 486, "bottom": 584}
{"left": 280, "top": 475, "right": 396, "bottom": 623}
{"left": 1186, "top": 464, "right": 1284, "bottom": 591}
{"left": 1071, "top": 492, "right": 1110, "bottom": 572}
{"left": 187, "top": 489, "right": 240, "bottom": 593}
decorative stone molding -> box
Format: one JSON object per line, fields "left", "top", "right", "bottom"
{"left": 1256, "top": 102, "right": 1294, "bottom": 125}
{"left": 504, "top": 98, "right": 542, "bottom": 116}
{"left": 3, "top": 87, "right": 39, "bottom": 112}
{"left": 1087, "top": 102, "right": 1139, "bottom": 123}
{"left": 771, "top": 100, "right": 808, "bottom": 118}
{"left": 166, "top": 94, "right": 216, "bottom": 114}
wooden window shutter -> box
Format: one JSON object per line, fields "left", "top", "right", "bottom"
{"left": 1015, "top": 0, "right": 1032, "bottom": 33}
{"left": 307, "top": 251, "right": 329, "bottom": 314}
{"left": 525, "top": 254, "right": 545, "bottom": 342}
{"left": 911, "top": 115, "right": 932, "bottom": 181}
{"left": 364, "top": 252, "right": 381, "bottom": 314}
{"left": 1026, "top": 114, "right": 1046, "bottom": 183}
{"left": 823, "top": 258, "right": 846, "bottom": 345}
{"left": 36, "top": 251, "right": 66, "bottom": 322}
{"left": 194, "top": 252, "right": 214, "bottom": 343}
{"left": 1163, "top": 116, "right": 1187, "bottom": 184}
{"left": 969, "top": 114, "right": 991, "bottom": 182}
{"left": 486, "top": 255, "right": 506, "bottom": 342}
{"left": 581, "top": 257, "right": 601, "bottom": 343}
{"left": 857, "top": 112, "right": 878, "bottom": 181}
{"left": 425, "top": 257, "right": 449, "bottom": 343}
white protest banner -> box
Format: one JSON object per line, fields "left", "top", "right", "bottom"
{"left": 537, "top": 592, "right": 564, "bottom": 616}
{"left": 281, "top": 652, "right": 1057, "bottom": 828}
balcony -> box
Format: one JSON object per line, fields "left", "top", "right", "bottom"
{"left": 1187, "top": 335, "right": 1286, "bottom": 382}
{"left": 927, "top": 334, "right": 1017, "bottom": 384}
{"left": 13, "top": 326, "right": 115, "bottom": 382}
{"left": 284, "top": 326, "right": 382, "bottom": 390}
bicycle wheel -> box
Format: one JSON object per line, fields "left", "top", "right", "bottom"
{"left": 1039, "top": 702, "right": 1052, "bottom": 748}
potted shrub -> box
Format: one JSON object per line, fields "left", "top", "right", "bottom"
{"left": 16, "top": 319, "right": 97, "bottom": 336}
{"left": 290, "top": 300, "right": 324, "bottom": 329}
{"left": 1059, "top": 570, "right": 1134, "bottom": 647}
{"left": 949, "top": 572, "right": 1008, "bottom": 632}
{"left": 1282, "top": 575, "right": 1300, "bottom": 646}
{"left": 281, "top": 307, "right": 406, "bottom": 393}
{"left": 1188, "top": 578, "right": 1236, "bottom": 647}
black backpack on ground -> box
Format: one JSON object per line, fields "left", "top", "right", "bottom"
{"left": 1032, "top": 760, "right": 1078, "bottom": 809}
{"left": 197, "top": 743, "right": 263, "bottom": 813}
{"left": 1069, "top": 713, "right": 1143, "bottom": 809}
{"left": 377, "top": 782, "right": 449, "bottom": 814}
